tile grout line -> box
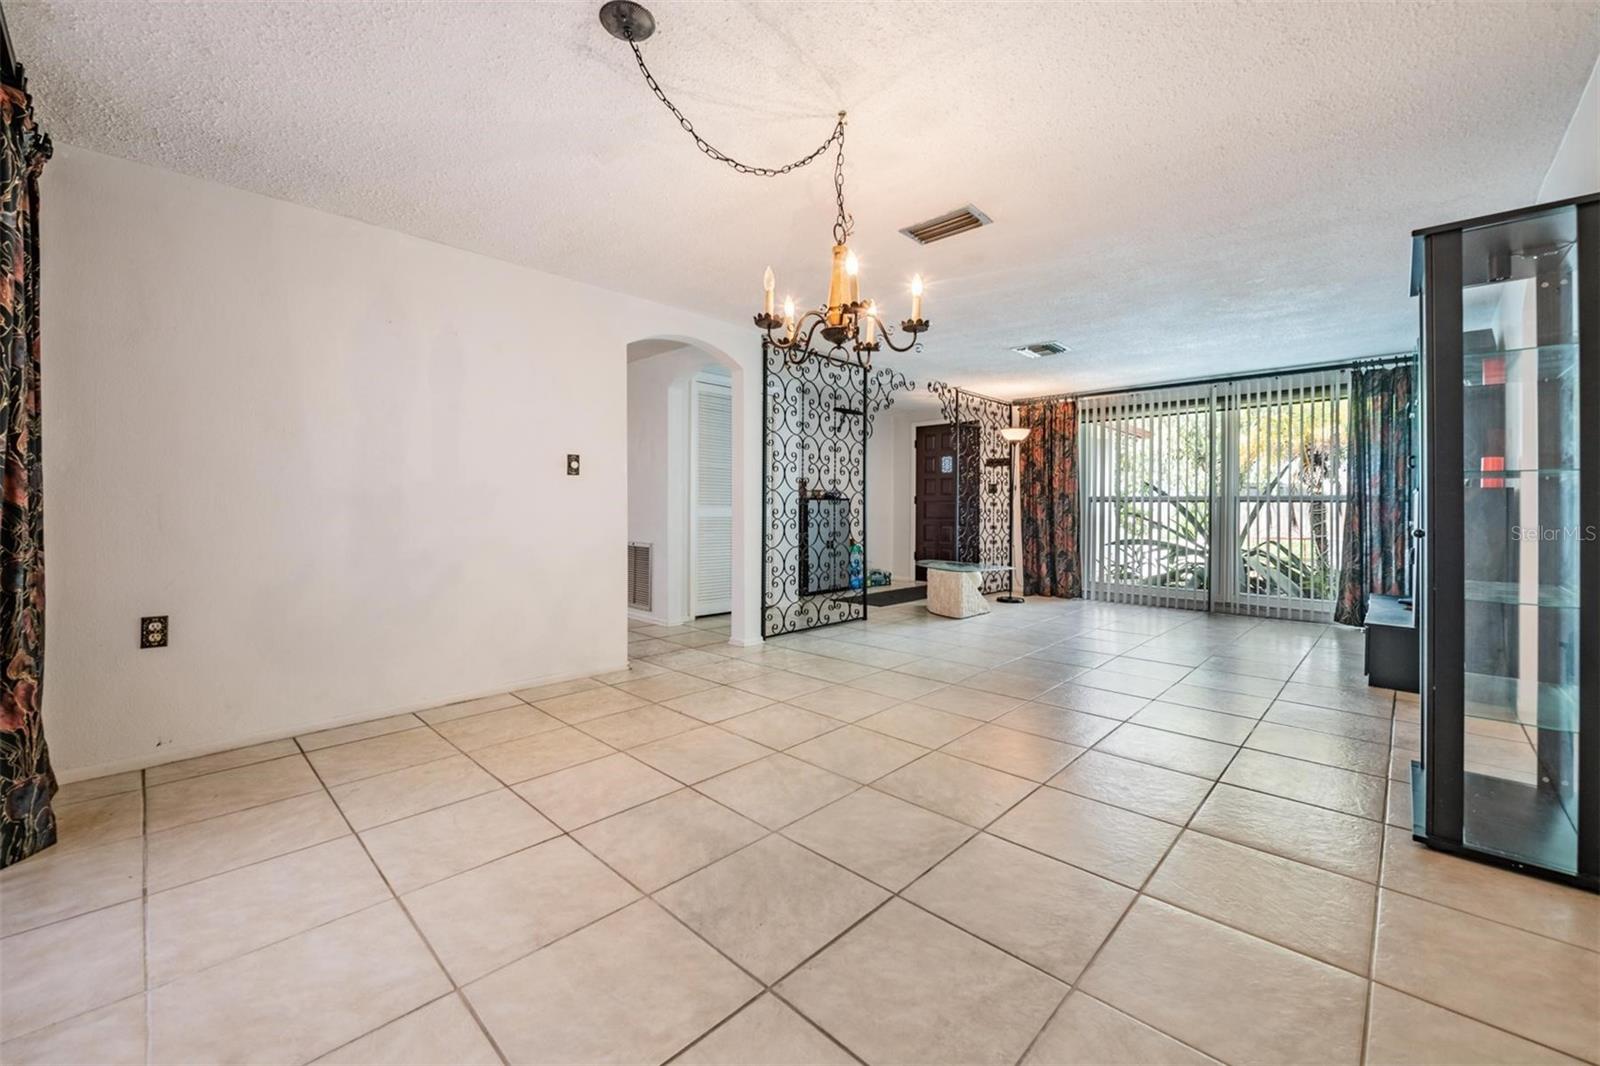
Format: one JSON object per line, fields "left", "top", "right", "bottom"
{"left": 294, "top": 725, "right": 515, "bottom": 1066}
{"left": 355, "top": 699, "right": 857, "bottom": 1060}
{"left": 1358, "top": 690, "right": 1398, "bottom": 1066}
{"left": 445, "top": 687, "right": 1073, "bottom": 1062}
{"left": 306, "top": 991, "right": 493, "bottom": 1065}
{"left": 665, "top": 984, "right": 868, "bottom": 1066}
{"left": 739, "top": 614, "right": 1425, "bottom": 1033}
{"left": 1036, "top": 630, "right": 1600, "bottom": 973}
{"left": 31, "top": 605, "right": 1585, "bottom": 1064}
{"left": 129, "top": 684, "right": 550, "bottom": 797}
{"left": 1011, "top": 617, "right": 1311, "bottom": 1065}
{"left": 1361, "top": 976, "right": 1600, "bottom": 1065}
{"left": 494, "top": 783, "right": 809, "bottom": 1059}
{"left": 128, "top": 646, "right": 1497, "bottom": 1056}
{"left": 142, "top": 779, "right": 325, "bottom": 837}
{"left": 140, "top": 767, "right": 152, "bottom": 1066}
{"left": 995, "top": 613, "right": 1247, "bottom": 1062}
{"left": 697, "top": 628, "right": 1211, "bottom": 1064}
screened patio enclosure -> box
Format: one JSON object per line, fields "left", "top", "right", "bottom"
{"left": 1079, "top": 368, "right": 1356, "bottom": 619}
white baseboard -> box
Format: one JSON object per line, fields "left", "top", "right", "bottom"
{"left": 54, "top": 661, "right": 627, "bottom": 784}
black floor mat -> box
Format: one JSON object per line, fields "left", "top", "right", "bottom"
{"left": 863, "top": 585, "right": 928, "bottom": 607}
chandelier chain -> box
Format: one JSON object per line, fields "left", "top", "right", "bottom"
{"left": 623, "top": 30, "right": 844, "bottom": 179}
{"left": 832, "top": 119, "right": 852, "bottom": 245}
{"left": 607, "top": 3, "right": 926, "bottom": 369}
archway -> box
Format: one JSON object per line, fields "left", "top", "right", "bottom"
{"left": 625, "top": 335, "right": 759, "bottom": 647}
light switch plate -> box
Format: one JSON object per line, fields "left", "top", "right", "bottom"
{"left": 567, "top": 454, "right": 581, "bottom": 476}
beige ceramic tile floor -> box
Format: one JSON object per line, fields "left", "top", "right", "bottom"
{"left": 4, "top": 599, "right": 1599, "bottom": 1065}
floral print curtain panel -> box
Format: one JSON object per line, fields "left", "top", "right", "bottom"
{"left": 0, "top": 72, "right": 54, "bottom": 869}
{"left": 1333, "top": 362, "right": 1415, "bottom": 626}
{"left": 1016, "top": 398, "right": 1081, "bottom": 598}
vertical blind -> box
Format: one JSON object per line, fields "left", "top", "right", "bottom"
{"left": 1077, "top": 369, "right": 1349, "bottom": 619}
{"left": 1080, "top": 383, "right": 1215, "bottom": 610}
{"left": 1214, "top": 369, "right": 1350, "bottom": 619}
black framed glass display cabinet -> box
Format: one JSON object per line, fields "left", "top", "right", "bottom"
{"left": 1412, "top": 193, "right": 1598, "bottom": 890}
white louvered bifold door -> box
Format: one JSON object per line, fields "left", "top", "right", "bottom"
{"left": 691, "top": 380, "right": 733, "bottom": 617}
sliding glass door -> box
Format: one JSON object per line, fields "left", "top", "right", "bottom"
{"left": 1080, "top": 383, "right": 1214, "bottom": 607}
{"left": 1079, "top": 369, "right": 1351, "bottom": 618}
{"left": 1214, "top": 370, "right": 1350, "bottom": 618}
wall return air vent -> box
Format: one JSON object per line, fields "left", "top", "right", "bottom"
{"left": 627, "top": 542, "right": 653, "bottom": 612}
{"left": 899, "top": 205, "right": 992, "bottom": 245}
{"left": 1011, "top": 341, "right": 1071, "bottom": 358}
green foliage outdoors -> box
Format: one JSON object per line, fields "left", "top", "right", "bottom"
{"left": 1093, "top": 396, "right": 1343, "bottom": 600}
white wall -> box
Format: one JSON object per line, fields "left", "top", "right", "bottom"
{"left": 865, "top": 404, "right": 1027, "bottom": 594}
{"left": 628, "top": 349, "right": 689, "bottom": 624}
{"left": 626, "top": 350, "right": 728, "bottom": 624}
{"left": 864, "top": 407, "right": 941, "bottom": 582}
{"left": 1538, "top": 55, "right": 1599, "bottom": 203}
{"left": 42, "top": 145, "right": 760, "bottom": 778}
{"left": 864, "top": 413, "right": 902, "bottom": 581}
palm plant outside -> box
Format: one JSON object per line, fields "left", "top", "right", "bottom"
{"left": 1099, "top": 396, "right": 1345, "bottom": 601}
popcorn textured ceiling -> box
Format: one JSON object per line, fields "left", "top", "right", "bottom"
{"left": 13, "top": 0, "right": 1599, "bottom": 395}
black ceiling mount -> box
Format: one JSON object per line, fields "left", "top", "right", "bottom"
{"left": 598, "top": 1, "right": 655, "bottom": 43}
{"left": 600, "top": 0, "right": 928, "bottom": 370}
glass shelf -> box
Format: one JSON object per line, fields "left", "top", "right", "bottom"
{"left": 1462, "top": 770, "right": 1581, "bottom": 877}
{"left": 1463, "top": 579, "right": 1581, "bottom": 609}
{"left": 1414, "top": 197, "right": 1590, "bottom": 887}
{"left": 1461, "top": 344, "right": 1578, "bottom": 384}
{"left": 1411, "top": 761, "right": 1581, "bottom": 878}
{"left": 1463, "top": 672, "right": 1581, "bottom": 733}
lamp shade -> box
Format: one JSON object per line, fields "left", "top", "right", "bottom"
{"left": 999, "top": 426, "right": 1032, "bottom": 444}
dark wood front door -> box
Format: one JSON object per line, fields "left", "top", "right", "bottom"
{"left": 915, "top": 423, "right": 959, "bottom": 580}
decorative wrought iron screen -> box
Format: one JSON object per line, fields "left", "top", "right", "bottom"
{"left": 762, "top": 345, "right": 916, "bottom": 636}
{"left": 763, "top": 343, "right": 869, "bottom": 636}
{"left": 927, "top": 383, "right": 1015, "bottom": 594}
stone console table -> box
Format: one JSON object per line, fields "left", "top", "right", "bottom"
{"left": 917, "top": 560, "right": 1012, "bottom": 619}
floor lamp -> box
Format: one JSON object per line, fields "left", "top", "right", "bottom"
{"left": 998, "top": 425, "right": 1031, "bottom": 604}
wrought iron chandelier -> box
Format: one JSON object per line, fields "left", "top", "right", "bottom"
{"left": 600, "top": 0, "right": 931, "bottom": 370}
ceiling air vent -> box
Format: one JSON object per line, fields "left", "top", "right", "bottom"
{"left": 900, "top": 204, "right": 992, "bottom": 245}
{"left": 1011, "top": 341, "right": 1071, "bottom": 358}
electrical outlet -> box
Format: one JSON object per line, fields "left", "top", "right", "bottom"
{"left": 567, "top": 454, "right": 581, "bottom": 476}
{"left": 141, "top": 616, "right": 168, "bottom": 649}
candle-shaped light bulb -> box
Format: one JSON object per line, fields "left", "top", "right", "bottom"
{"left": 762, "top": 266, "right": 775, "bottom": 317}
{"left": 782, "top": 294, "right": 796, "bottom": 338}
{"left": 862, "top": 301, "right": 878, "bottom": 345}
{"left": 826, "top": 244, "right": 848, "bottom": 325}
{"left": 844, "top": 250, "right": 860, "bottom": 305}
{"left": 910, "top": 274, "right": 924, "bottom": 322}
